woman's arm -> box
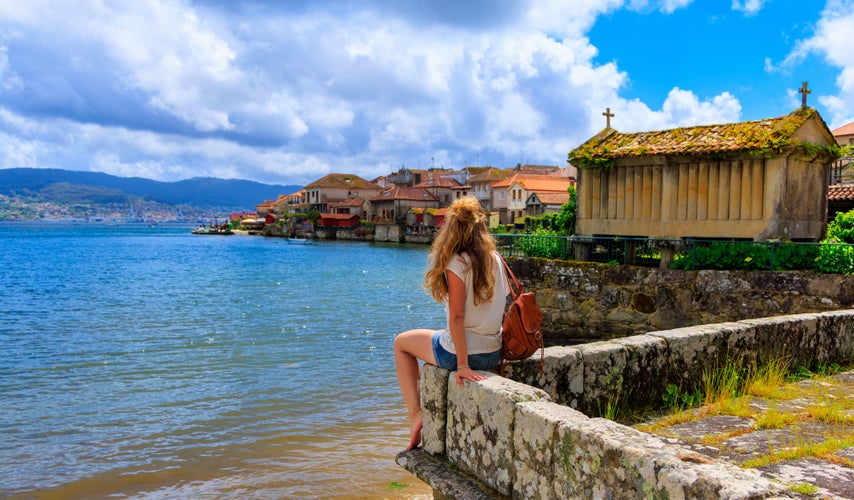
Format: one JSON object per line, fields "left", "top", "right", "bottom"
{"left": 446, "top": 269, "right": 486, "bottom": 385}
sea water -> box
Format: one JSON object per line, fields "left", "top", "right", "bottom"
{"left": 0, "top": 223, "right": 440, "bottom": 499}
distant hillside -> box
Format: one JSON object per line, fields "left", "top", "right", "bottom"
{"left": 0, "top": 168, "right": 302, "bottom": 210}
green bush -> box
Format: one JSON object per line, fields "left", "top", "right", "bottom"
{"left": 826, "top": 209, "right": 854, "bottom": 244}
{"left": 518, "top": 229, "right": 566, "bottom": 259}
{"left": 670, "top": 240, "right": 853, "bottom": 274}
{"left": 816, "top": 244, "right": 854, "bottom": 274}
{"left": 671, "top": 242, "right": 771, "bottom": 271}
{"left": 771, "top": 243, "right": 820, "bottom": 270}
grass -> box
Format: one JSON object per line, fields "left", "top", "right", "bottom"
{"left": 635, "top": 359, "right": 852, "bottom": 445}
{"left": 785, "top": 482, "right": 819, "bottom": 495}
{"left": 629, "top": 359, "right": 853, "bottom": 498}
{"left": 754, "top": 403, "right": 800, "bottom": 430}
{"left": 740, "top": 436, "right": 854, "bottom": 468}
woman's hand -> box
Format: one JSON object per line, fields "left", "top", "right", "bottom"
{"left": 455, "top": 366, "right": 486, "bottom": 386}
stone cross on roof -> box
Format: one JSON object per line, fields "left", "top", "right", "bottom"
{"left": 603, "top": 107, "right": 615, "bottom": 129}
{"left": 799, "top": 81, "right": 811, "bottom": 109}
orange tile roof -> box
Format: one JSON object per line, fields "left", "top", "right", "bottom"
{"left": 304, "top": 173, "right": 381, "bottom": 190}
{"left": 414, "top": 176, "right": 462, "bottom": 188}
{"left": 492, "top": 174, "right": 572, "bottom": 191}
{"left": 570, "top": 108, "right": 832, "bottom": 164}
{"left": 515, "top": 177, "right": 573, "bottom": 192}
{"left": 319, "top": 213, "right": 360, "bottom": 220}
{"left": 468, "top": 168, "right": 513, "bottom": 183}
{"left": 370, "top": 186, "right": 440, "bottom": 202}
{"left": 530, "top": 191, "right": 570, "bottom": 205}
{"left": 833, "top": 121, "right": 854, "bottom": 137}
{"left": 828, "top": 184, "right": 854, "bottom": 201}
{"left": 332, "top": 197, "right": 365, "bottom": 207}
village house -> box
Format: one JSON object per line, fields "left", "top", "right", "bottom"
{"left": 834, "top": 120, "right": 854, "bottom": 146}
{"left": 829, "top": 121, "right": 854, "bottom": 184}
{"left": 380, "top": 167, "right": 431, "bottom": 188}
{"left": 329, "top": 197, "right": 370, "bottom": 219}
{"left": 569, "top": 105, "right": 842, "bottom": 243}
{"left": 492, "top": 174, "right": 575, "bottom": 225}
{"left": 255, "top": 196, "right": 283, "bottom": 217}
{"left": 526, "top": 191, "right": 571, "bottom": 217}
{"left": 303, "top": 173, "right": 382, "bottom": 213}
{"left": 370, "top": 186, "right": 440, "bottom": 242}
{"left": 468, "top": 167, "right": 513, "bottom": 213}
{"left": 826, "top": 120, "right": 854, "bottom": 218}
{"left": 318, "top": 213, "right": 360, "bottom": 228}
{"left": 272, "top": 189, "right": 306, "bottom": 215}
{"left": 413, "top": 174, "right": 462, "bottom": 206}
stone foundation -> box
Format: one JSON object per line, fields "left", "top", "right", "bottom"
{"left": 399, "top": 309, "right": 854, "bottom": 499}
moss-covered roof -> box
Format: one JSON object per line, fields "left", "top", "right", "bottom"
{"left": 569, "top": 107, "right": 842, "bottom": 169}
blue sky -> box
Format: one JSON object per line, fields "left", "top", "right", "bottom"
{"left": 0, "top": 0, "right": 852, "bottom": 187}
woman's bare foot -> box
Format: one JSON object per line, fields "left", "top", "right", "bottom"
{"left": 407, "top": 412, "right": 423, "bottom": 450}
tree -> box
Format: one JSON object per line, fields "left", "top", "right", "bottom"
{"left": 554, "top": 185, "right": 576, "bottom": 235}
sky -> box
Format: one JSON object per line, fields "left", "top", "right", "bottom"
{"left": 0, "top": 0, "right": 853, "bottom": 188}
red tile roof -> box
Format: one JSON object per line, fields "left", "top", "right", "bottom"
{"left": 828, "top": 184, "right": 854, "bottom": 201}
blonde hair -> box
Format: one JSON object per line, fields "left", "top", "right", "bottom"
{"left": 425, "top": 196, "right": 497, "bottom": 305}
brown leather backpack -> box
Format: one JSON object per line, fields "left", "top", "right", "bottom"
{"left": 499, "top": 257, "right": 544, "bottom": 376}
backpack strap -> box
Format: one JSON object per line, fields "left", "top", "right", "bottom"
{"left": 500, "top": 255, "right": 523, "bottom": 300}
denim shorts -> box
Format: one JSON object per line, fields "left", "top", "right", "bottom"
{"left": 431, "top": 332, "right": 501, "bottom": 371}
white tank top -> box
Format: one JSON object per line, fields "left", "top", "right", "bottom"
{"left": 438, "top": 251, "right": 509, "bottom": 354}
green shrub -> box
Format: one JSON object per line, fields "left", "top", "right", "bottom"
{"left": 771, "top": 243, "right": 820, "bottom": 270}
{"left": 518, "top": 229, "right": 566, "bottom": 259}
{"left": 671, "top": 242, "right": 771, "bottom": 271}
{"left": 816, "top": 243, "right": 854, "bottom": 274}
{"left": 827, "top": 209, "right": 854, "bottom": 244}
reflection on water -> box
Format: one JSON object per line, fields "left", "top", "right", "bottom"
{"left": 0, "top": 224, "right": 438, "bottom": 499}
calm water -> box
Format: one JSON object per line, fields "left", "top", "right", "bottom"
{"left": 0, "top": 223, "right": 441, "bottom": 499}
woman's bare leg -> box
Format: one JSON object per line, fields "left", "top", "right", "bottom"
{"left": 393, "top": 329, "right": 437, "bottom": 449}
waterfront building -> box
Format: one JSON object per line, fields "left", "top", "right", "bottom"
{"left": 370, "top": 186, "right": 440, "bottom": 242}
{"left": 303, "top": 173, "right": 382, "bottom": 213}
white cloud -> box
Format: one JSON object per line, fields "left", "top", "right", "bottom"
{"left": 776, "top": 0, "right": 854, "bottom": 128}
{"left": 602, "top": 88, "right": 742, "bottom": 134}
{"left": 627, "top": 0, "right": 694, "bottom": 13}
{"left": 0, "top": 0, "right": 752, "bottom": 186}
{"left": 731, "top": 0, "right": 767, "bottom": 16}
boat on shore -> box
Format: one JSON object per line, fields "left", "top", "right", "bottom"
{"left": 192, "top": 225, "right": 233, "bottom": 235}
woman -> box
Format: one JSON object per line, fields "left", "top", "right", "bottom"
{"left": 393, "top": 196, "right": 509, "bottom": 450}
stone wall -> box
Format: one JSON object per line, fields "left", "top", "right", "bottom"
{"left": 399, "top": 310, "right": 854, "bottom": 499}
{"left": 510, "top": 258, "right": 854, "bottom": 343}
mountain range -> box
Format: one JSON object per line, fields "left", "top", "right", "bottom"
{"left": 0, "top": 168, "right": 302, "bottom": 221}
